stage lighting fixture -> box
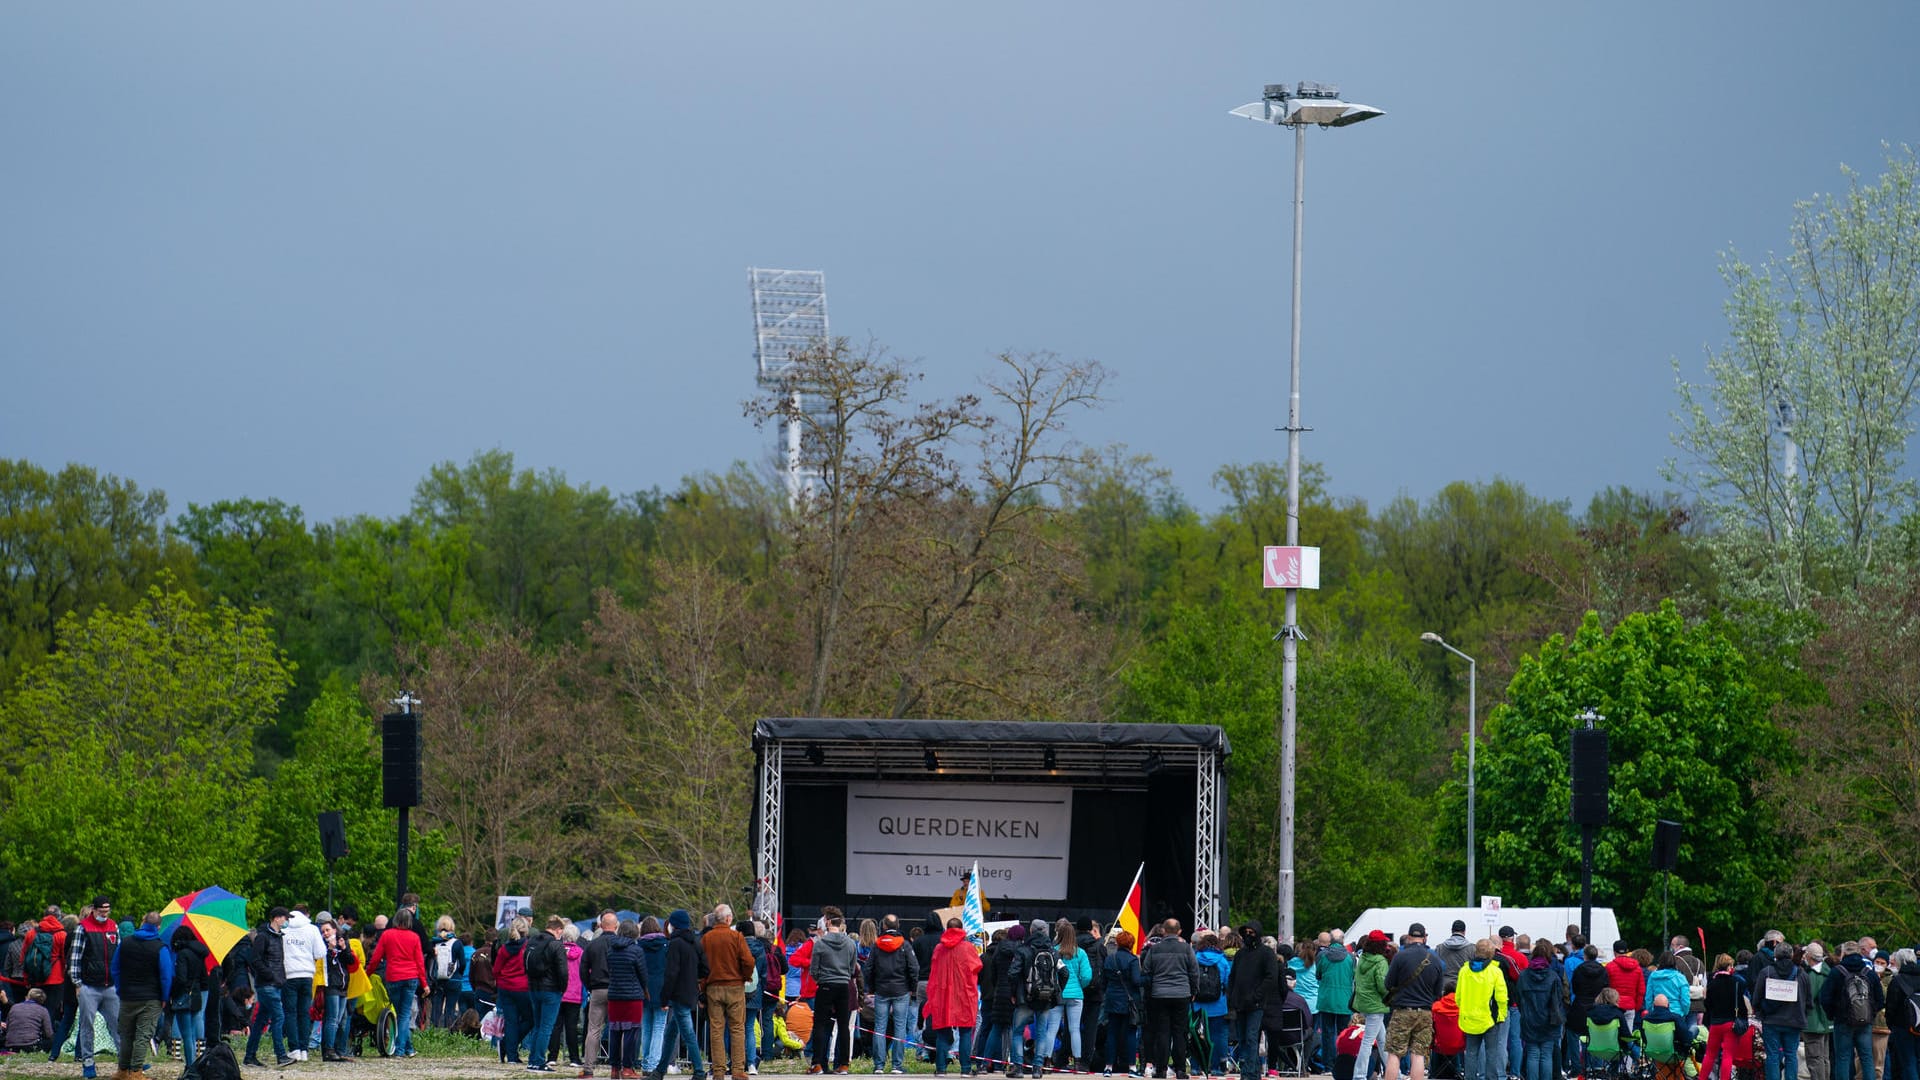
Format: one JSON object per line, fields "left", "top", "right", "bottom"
{"left": 1044, "top": 747, "right": 1057, "bottom": 770}
{"left": 924, "top": 748, "right": 939, "bottom": 772}
{"left": 806, "top": 743, "right": 824, "bottom": 766}
{"left": 1143, "top": 750, "right": 1165, "bottom": 777}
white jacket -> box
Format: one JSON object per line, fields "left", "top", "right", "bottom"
{"left": 282, "top": 912, "right": 328, "bottom": 986}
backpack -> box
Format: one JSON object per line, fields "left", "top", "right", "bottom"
{"left": 199, "top": 1038, "right": 243, "bottom": 1080}
{"left": 23, "top": 929, "right": 56, "bottom": 983}
{"left": 1195, "top": 960, "right": 1223, "bottom": 1004}
{"left": 1907, "top": 992, "right": 1920, "bottom": 1038}
{"left": 433, "top": 938, "right": 457, "bottom": 981}
{"left": 1839, "top": 968, "right": 1874, "bottom": 1028}
{"left": 1025, "top": 948, "right": 1064, "bottom": 1008}
{"left": 745, "top": 950, "right": 762, "bottom": 996}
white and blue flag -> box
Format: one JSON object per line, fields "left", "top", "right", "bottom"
{"left": 962, "top": 861, "right": 987, "bottom": 940}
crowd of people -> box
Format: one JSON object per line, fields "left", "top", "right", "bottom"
{"left": 3, "top": 894, "right": 1918, "bottom": 1080}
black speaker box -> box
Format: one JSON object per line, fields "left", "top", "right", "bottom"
{"left": 381, "top": 713, "right": 422, "bottom": 809}
{"left": 1569, "top": 727, "right": 1609, "bottom": 826}
{"left": 318, "top": 811, "right": 348, "bottom": 861}
{"left": 1650, "top": 818, "right": 1682, "bottom": 870}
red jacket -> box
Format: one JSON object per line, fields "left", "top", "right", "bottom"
{"left": 21, "top": 917, "right": 68, "bottom": 987}
{"left": 1606, "top": 956, "right": 1645, "bottom": 1012}
{"left": 368, "top": 927, "right": 428, "bottom": 990}
{"left": 789, "top": 937, "right": 819, "bottom": 1000}
{"left": 925, "top": 928, "right": 982, "bottom": 1029}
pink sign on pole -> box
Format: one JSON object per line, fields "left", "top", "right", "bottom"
{"left": 1262, "top": 546, "right": 1322, "bottom": 589}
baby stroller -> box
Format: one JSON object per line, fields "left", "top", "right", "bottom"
{"left": 350, "top": 977, "right": 399, "bottom": 1057}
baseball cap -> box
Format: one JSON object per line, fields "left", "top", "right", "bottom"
{"left": 1408, "top": 922, "right": 1427, "bottom": 936}
{"left": 1499, "top": 925, "right": 1516, "bottom": 939}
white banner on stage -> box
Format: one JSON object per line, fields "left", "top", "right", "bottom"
{"left": 846, "top": 783, "right": 1073, "bottom": 899}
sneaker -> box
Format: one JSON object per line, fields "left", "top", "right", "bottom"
{"left": 579, "top": 1071, "right": 595, "bottom": 1078}
{"left": 894, "top": 1071, "right": 908, "bottom": 1076}
{"left": 810, "top": 1069, "right": 826, "bottom": 1076}
{"left": 1105, "top": 1072, "right": 1115, "bottom": 1077}
{"left": 244, "top": 1058, "right": 266, "bottom": 1068}
{"left": 750, "top": 1069, "right": 759, "bottom": 1076}
{"left": 669, "top": 1069, "right": 683, "bottom": 1075}
{"left": 276, "top": 1057, "right": 296, "bottom": 1068}
{"left": 83, "top": 1065, "right": 98, "bottom": 1080}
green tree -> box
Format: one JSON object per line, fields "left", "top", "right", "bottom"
{"left": 0, "top": 459, "right": 189, "bottom": 691}
{"left": 1122, "top": 600, "right": 1447, "bottom": 933}
{"left": 0, "top": 583, "right": 291, "bottom": 914}
{"left": 1670, "top": 147, "right": 1920, "bottom": 609}
{"left": 1464, "top": 602, "right": 1788, "bottom": 943}
{"left": 253, "top": 689, "right": 458, "bottom": 915}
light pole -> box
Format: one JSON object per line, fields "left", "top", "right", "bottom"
{"left": 1421, "top": 632, "right": 1477, "bottom": 906}
{"left": 1231, "top": 81, "right": 1383, "bottom": 942}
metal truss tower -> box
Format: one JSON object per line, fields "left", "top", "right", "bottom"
{"left": 748, "top": 267, "right": 830, "bottom": 507}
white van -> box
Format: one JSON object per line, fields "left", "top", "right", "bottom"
{"left": 1340, "top": 906, "right": 1624, "bottom": 960}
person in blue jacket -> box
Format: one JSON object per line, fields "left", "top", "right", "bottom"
{"left": 1194, "top": 932, "right": 1234, "bottom": 1077}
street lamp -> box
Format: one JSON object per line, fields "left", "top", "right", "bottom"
{"left": 1421, "top": 632, "right": 1477, "bottom": 907}
{"left": 1231, "top": 80, "right": 1383, "bottom": 943}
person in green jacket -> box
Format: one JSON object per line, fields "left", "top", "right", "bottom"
{"left": 1351, "top": 932, "right": 1392, "bottom": 1080}
{"left": 1317, "top": 935, "right": 1358, "bottom": 1071}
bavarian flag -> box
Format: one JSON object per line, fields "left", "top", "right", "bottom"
{"left": 962, "top": 861, "right": 988, "bottom": 940}
{"left": 1115, "top": 863, "right": 1144, "bottom": 954}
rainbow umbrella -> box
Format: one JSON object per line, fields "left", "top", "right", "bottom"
{"left": 159, "top": 886, "right": 251, "bottom": 969}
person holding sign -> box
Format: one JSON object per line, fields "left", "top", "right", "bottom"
{"left": 1750, "top": 941, "right": 1811, "bottom": 1080}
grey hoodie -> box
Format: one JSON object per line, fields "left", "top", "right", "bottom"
{"left": 1435, "top": 933, "right": 1473, "bottom": 992}
{"left": 812, "top": 930, "right": 858, "bottom": 987}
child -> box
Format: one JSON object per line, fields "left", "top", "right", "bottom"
{"left": 1333, "top": 1012, "right": 1365, "bottom": 1080}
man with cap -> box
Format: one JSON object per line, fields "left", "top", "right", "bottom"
{"left": 1317, "top": 926, "right": 1357, "bottom": 1074}
{"left": 1802, "top": 942, "right": 1834, "bottom": 1080}
{"left": 69, "top": 895, "right": 121, "bottom": 1079}
{"left": 1229, "top": 922, "right": 1279, "bottom": 1080}
{"left": 1383, "top": 923, "right": 1443, "bottom": 1080}
{"left": 805, "top": 908, "right": 858, "bottom": 1076}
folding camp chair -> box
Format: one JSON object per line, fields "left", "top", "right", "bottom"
{"left": 1640, "top": 1019, "right": 1692, "bottom": 1080}
{"left": 1265, "top": 1004, "right": 1311, "bottom": 1077}
{"left": 1583, "top": 1018, "right": 1636, "bottom": 1080}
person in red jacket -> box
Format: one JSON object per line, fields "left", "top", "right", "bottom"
{"left": 1605, "top": 944, "right": 1647, "bottom": 1028}
{"left": 925, "top": 919, "right": 983, "bottom": 1077}
{"left": 19, "top": 907, "right": 69, "bottom": 1060}
{"left": 369, "top": 909, "right": 431, "bottom": 1058}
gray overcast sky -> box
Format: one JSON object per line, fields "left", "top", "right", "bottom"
{"left": 4, "top": 3, "right": 1916, "bottom": 524}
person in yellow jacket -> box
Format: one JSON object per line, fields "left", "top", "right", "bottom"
{"left": 1457, "top": 939, "right": 1510, "bottom": 1080}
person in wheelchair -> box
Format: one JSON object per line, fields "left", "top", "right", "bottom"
{"left": 1584, "top": 988, "right": 1636, "bottom": 1079}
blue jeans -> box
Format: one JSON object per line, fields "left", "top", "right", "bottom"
{"left": 1523, "top": 1039, "right": 1555, "bottom": 1080}
{"left": 285, "top": 977, "right": 314, "bottom": 1054}
{"left": 1835, "top": 1024, "right": 1877, "bottom": 1080}
{"left": 1763, "top": 1025, "right": 1802, "bottom": 1080}
{"left": 936, "top": 1026, "right": 975, "bottom": 1074}
{"left": 248, "top": 984, "right": 288, "bottom": 1062}
{"left": 501, "top": 989, "right": 533, "bottom": 1061}
{"left": 1888, "top": 1029, "right": 1918, "bottom": 1080}
{"left": 322, "top": 992, "right": 348, "bottom": 1058}
{"left": 1062, "top": 999, "right": 1085, "bottom": 1060}
{"left": 173, "top": 993, "right": 204, "bottom": 1075}
{"left": 1033, "top": 1005, "right": 1064, "bottom": 1069}
{"left": 875, "top": 993, "right": 914, "bottom": 1071}
{"left": 742, "top": 1003, "right": 762, "bottom": 1068}
{"left": 975, "top": 1018, "right": 1012, "bottom": 1070}
{"left": 1507, "top": 1017, "right": 1524, "bottom": 1079}
{"left": 530, "top": 989, "right": 562, "bottom": 1065}
{"left": 1464, "top": 1032, "right": 1494, "bottom": 1080}
{"left": 75, "top": 983, "right": 121, "bottom": 1066}
{"left": 1233, "top": 1008, "right": 1265, "bottom": 1080}
{"left": 663, "top": 1002, "right": 704, "bottom": 1075}
{"left": 388, "top": 980, "right": 419, "bottom": 1056}
{"left": 642, "top": 1005, "right": 669, "bottom": 1072}
{"left": 1487, "top": 1018, "right": 1509, "bottom": 1080}
{"left": 1104, "top": 1014, "right": 1136, "bottom": 1075}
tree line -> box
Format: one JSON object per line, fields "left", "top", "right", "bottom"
{"left": 1, "top": 148, "right": 1916, "bottom": 946}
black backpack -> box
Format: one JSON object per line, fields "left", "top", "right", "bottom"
{"left": 1195, "top": 961, "right": 1223, "bottom": 1004}
{"left": 200, "top": 1038, "right": 243, "bottom": 1080}
{"left": 1026, "top": 948, "right": 1064, "bottom": 1008}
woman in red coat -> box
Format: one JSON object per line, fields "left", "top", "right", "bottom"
{"left": 368, "top": 909, "right": 431, "bottom": 1057}
{"left": 926, "top": 919, "right": 984, "bottom": 1077}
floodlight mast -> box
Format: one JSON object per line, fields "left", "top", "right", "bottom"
{"left": 748, "top": 268, "right": 831, "bottom": 508}
{"left": 1229, "top": 80, "right": 1382, "bottom": 945}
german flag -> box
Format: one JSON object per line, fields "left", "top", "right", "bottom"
{"left": 1114, "top": 863, "right": 1144, "bottom": 954}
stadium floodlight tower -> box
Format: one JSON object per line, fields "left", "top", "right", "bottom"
{"left": 1230, "top": 80, "right": 1383, "bottom": 944}
{"left": 749, "top": 267, "right": 831, "bottom": 508}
